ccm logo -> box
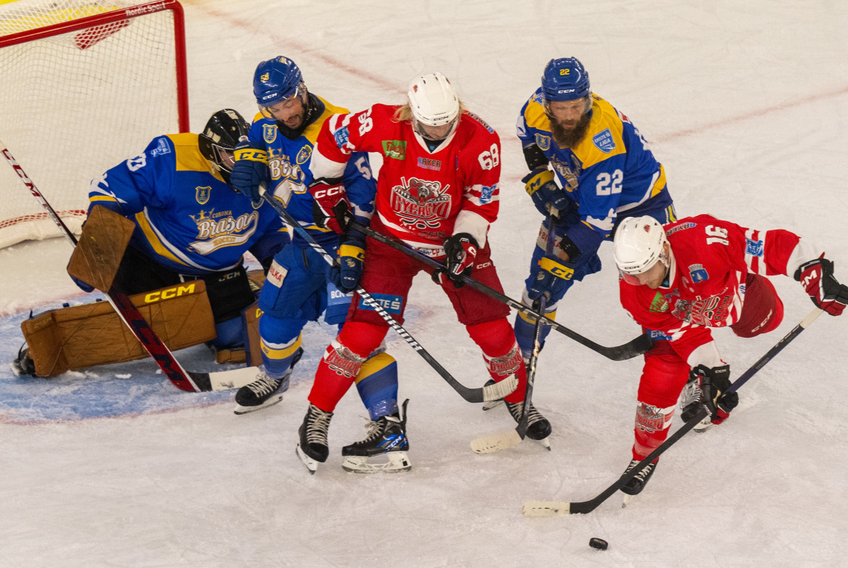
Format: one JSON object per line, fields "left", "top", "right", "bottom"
{"left": 802, "top": 270, "right": 818, "bottom": 288}
{"left": 312, "top": 186, "right": 343, "bottom": 198}
{"left": 143, "top": 283, "right": 196, "bottom": 304}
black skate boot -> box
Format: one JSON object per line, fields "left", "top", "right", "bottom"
{"left": 11, "top": 344, "right": 36, "bottom": 377}
{"left": 296, "top": 403, "right": 333, "bottom": 474}
{"left": 342, "top": 399, "right": 411, "bottom": 474}
{"left": 505, "top": 400, "right": 552, "bottom": 446}
{"left": 233, "top": 348, "right": 303, "bottom": 415}
{"left": 621, "top": 458, "right": 659, "bottom": 505}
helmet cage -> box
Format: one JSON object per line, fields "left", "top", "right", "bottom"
{"left": 198, "top": 108, "right": 250, "bottom": 185}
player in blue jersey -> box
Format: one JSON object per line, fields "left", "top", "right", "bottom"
{"left": 229, "top": 57, "right": 395, "bottom": 440}
{"left": 82, "top": 109, "right": 290, "bottom": 361}
{"left": 509, "top": 57, "right": 678, "bottom": 369}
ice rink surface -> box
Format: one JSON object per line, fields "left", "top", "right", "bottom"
{"left": 2, "top": 0, "right": 848, "bottom": 566}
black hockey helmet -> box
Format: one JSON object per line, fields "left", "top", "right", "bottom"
{"left": 199, "top": 108, "right": 250, "bottom": 186}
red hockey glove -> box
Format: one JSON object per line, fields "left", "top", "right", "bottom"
{"left": 435, "top": 233, "right": 478, "bottom": 288}
{"left": 795, "top": 257, "right": 848, "bottom": 316}
{"left": 309, "top": 178, "right": 351, "bottom": 234}
{"left": 691, "top": 364, "right": 737, "bottom": 425}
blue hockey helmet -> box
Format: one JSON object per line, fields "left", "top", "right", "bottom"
{"left": 541, "top": 57, "right": 591, "bottom": 103}
{"left": 253, "top": 56, "right": 307, "bottom": 108}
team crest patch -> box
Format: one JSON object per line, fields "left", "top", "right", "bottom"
{"left": 480, "top": 184, "right": 496, "bottom": 204}
{"left": 333, "top": 126, "right": 350, "bottom": 149}
{"left": 689, "top": 264, "right": 709, "bottom": 283}
{"left": 151, "top": 137, "right": 170, "bottom": 157}
{"left": 359, "top": 293, "right": 403, "bottom": 314}
{"left": 535, "top": 133, "right": 551, "bottom": 151}
{"left": 263, "top": 124, "right": 277, "bottom": 144}
{"left": 296, "top": 145, "right": 313, "bottom": 165}
{"left": 649, "top": 292, "right": 669, "bottom": 313}
{"left": 746, "top": 238, "right": 764, "bottom": 257}
{"left": 195, "top": 186, "right": 211, "bottom": 205}
{"left": 593, "top": 129, "right": 615, "bottom": 153}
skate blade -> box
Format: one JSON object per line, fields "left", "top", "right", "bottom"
{"left": 622, "top": 493, "right": 638, "bottom": 508}
{"left": 535, "top": 436, "right": 552, "bottom": 451}
{"left": 481, "top": 399, "right": 504, "bottom": 412}
{"left": 233, "top": 394, "right": 284, "bottom": 415}
{"left": 693, "top": 419, "right": 713, "bottom": 433}
{"left": 296, "top": 444, "right": 319, "bottom": 474}
{"left": 341, "top": 451, "right": 411, "bottom": 474}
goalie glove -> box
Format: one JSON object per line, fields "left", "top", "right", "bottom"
{"left": 231, "top": 139, "right": 268, "bottom": 202}
{"left": 691, "top": 364, "right": 738, "bottom": 425}
{"left": 795, "top": 257, "right": 848, "bottom": 316}
{"left": 522, "top": 167, "right": 569, "bottom": 218}
{"left": 309, "top": 178, "right": 351, "bottom": 234}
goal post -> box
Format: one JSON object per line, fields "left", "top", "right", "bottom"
{"left": 0, "top": 0, "right": 189, "bottom": 249}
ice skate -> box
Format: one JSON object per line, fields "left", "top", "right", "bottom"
{"left": 233, "top": 348, "right": 302, "bottom": 415}
{"left": 621, "top": 458, "right": 658, "bottom": 507}
{"left": 679, "top": 377, "right": 712, "bottom": 433}
{"left": 342, "top": 399, "right": 411, "bottom": 474}
{"left": 505, "top": 399, "right": 552, "bottom": 449}
{"left": 296, "top": 403, "right": 333, "bottom": 474}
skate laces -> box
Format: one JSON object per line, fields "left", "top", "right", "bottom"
{"left": 626, "top": 459, "right": 655, "bottom": 481}
{"left": 305, "top": 407, "right": 333, "bottom": 444}
{"left": 507, "top": 401, "right": 545, "bottom": 425}
{"left": 247, "top": 373, "right": 282, "bottom": 397}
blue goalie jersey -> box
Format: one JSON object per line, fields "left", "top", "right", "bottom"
{"left": 248, "top": 95, "right": 375, "bottom": 246}
{"left": 517, "top": 89, "right": 673, "bottom": 256}
{"left": 88, "top": 134, "right": 289, "bottom": 275}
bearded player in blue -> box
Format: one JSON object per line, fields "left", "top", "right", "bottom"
{"left": 230, "top": 57, "right": 397, "bottom": 435}
{"left": 85, "top": 109, "right": 290, "bottom": 361}
{"left": 509, "top": 58, "right": 678, "bottom": 378}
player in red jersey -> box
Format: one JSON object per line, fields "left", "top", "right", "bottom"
{"left": 611, "top": 214, "right": 848, "bottom": 495}
{"left": 294, "top": 72, "right": 552, "bottom": 473}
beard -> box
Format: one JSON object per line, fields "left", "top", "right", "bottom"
{"left": 550, "top": 112, "right": 592, "bottom": 148}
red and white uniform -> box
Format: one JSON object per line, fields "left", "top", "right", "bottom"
{"left": 307, "top": 106, "right": 528, "bottom": 414}
{"left": 620, "top": 214, "right": 822, "bottom": 460}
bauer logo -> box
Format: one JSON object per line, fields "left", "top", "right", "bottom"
{"left": 359, "top": 293, "right": 403, "bottom": 314}
{"left": 593, "top": 129, "right": 615, "bottom": 153}
{"left": 746, "top": 238, "right": 764, "bottom": 257}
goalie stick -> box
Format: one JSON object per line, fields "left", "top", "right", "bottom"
{"left": 260, "top": 185, "right": 516, "bottom": 404}
{"left": 348, "top": 221, "right": 652, "bottom": 361}
{"left": 522, "top": 306, "right": 825, "bottom": 516}
{"left": 2, "top": 139, "right": 250, "bottom": 393}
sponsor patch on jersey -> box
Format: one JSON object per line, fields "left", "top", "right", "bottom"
{"left": 359, "top": 293, "right": 403, "bottom": 314}
{"left": 465, "top": 111, "right": 494, "bottom": 133}
{"left": 688, "top": 264, "right": 709, "bottom": 283}
{"left": 648, "top": 329, "right": 673, "bottom": 341}
{"left": 295, "top": 144, "right": 312, "bottom": 165}
{"left": 267, "top": 261, "right": 287, "bottom": 288}
{"left": 535, "top": 133, "right": 551, "bottom": 151}
{"left": 649, "top": 291, "right": 670, "bottom": 313}
{"left": 417, "top": 157, "right": 441, "bottom": 170}
{"left": 263, "top": 124, "right": 277, "bottom": 144}
{"left": 746, "top": 238, "right": 764, "bottom": 257}
{"left": 480, "top": 184, "right": 496, "bottom": 204}
{"left": 151, "top": 137, "right": 170, "bottom": 157}
{"left": 327, "top": 283, "right": 352, "bottom": 305}
{"left": 382, "top": 140, "right": 406, "bottom": 160}
{"left": 666, "top": 222, "right": 697, "bottom": 236}
{"left": 195, "top": 186, "right": 211, "bottom": 205}
{"left": 592, "top": 129, "right": 615, "bottom": 153}
{"left": 333, "top": 126, "right": 350, "bottom": 149}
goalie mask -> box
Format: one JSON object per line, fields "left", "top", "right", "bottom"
{"left": 199, "top": 108, "right": 250, "bottom": 187}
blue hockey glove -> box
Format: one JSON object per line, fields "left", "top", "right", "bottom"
{"left": 231, "top": 140, "right": 268, "bottom": 202}
{"left": 527, "top": 253, "right": 575, "bottom": 301}
{"left": 330, "top": 239, "right": 365, "bottom": 293}
{"left": 523, "top": 167, "right": 569, "bottom": 217}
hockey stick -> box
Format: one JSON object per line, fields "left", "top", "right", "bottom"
{"left": 1, "top": 139, "right": 248, "bottom": 392}
{"left": 348, "top": 221, "right": 652, "bottom": 361}
{"left": 259, "top": 186, "right": 516, "bottom": 404}
{"left": 470, "top": 212, "right": 557, "bottom": 453}
{"left": 522, "top": 306, "right": 825, "bottom": 516}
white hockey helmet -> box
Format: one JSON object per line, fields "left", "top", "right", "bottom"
{"left": 613, "top": 216, "right": 670, "bottom": 284}
{"left": 407, "top": 72, "right": 460, "bottom": 128}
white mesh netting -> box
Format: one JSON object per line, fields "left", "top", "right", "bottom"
{"left": 0, "top": 1, "right": 185, "bottom": 248}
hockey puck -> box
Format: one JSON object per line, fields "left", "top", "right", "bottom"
{"left": 589, "top": 537, "right": 608, "bottom": 550}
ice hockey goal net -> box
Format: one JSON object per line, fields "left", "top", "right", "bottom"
{"left": 0, "top": 0, "right": 189, "bottom": 249}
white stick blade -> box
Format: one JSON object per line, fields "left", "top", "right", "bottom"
{"left": 209, "top": 366, "right": 260, "bottom": 391}
{"left": 470, "top": 429, "right": 522, "bottom": 454}
{"left": 482, "top": 373, "right": 518, "bottom": 402}
{"left": 522, "top": 501, "right": 571, "bottom": 517}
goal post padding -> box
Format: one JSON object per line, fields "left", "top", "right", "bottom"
{"left": 0, "top": 0, "right": 189, "bottom": 249}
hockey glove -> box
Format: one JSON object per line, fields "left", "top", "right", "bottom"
{"left": 691, "top": 364, "right": 738, "bottom": 425}
{"left": 527, "top": 254, "right": 575, "bottom": 302}
{"left": 310, "top": 178, "right": 351, "bottom": 234}
{"left": 434, "top": 233, "right": 478, "bottom": 288}
{"left": 330, "top": 239, "right": 365, "bottom": 293}
{"left": 231, "top": 139, "right": 268, "bottom": 202}
{"left": 795, "top": 257, "right": 848, "bottom": 316}
{"left": 523, "top": 167, "right": 569, "bottom": 218}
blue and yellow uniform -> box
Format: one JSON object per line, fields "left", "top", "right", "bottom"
{"left": 514, "top": 90, "right": 676, "bottom": 357}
